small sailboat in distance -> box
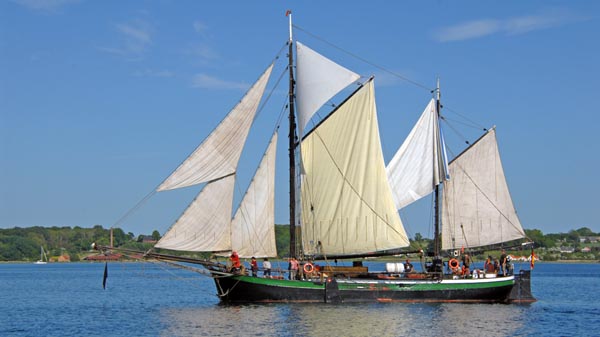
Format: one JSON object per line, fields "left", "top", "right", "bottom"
{"left": 34, "top": 246, "right": 48, "bottom": 264}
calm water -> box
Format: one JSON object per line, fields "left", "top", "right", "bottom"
{"left": 1, "top": 262, "right": 598, "bottom": 337}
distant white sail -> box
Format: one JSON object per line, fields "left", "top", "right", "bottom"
{"left": 296, "top": 42, "right": 360, "bottom": 137}
{"left": 386, "top": 99, "right": 448, "bottom": 209}
{"left": 155, "top": 174, "right": 235, "bottom": 251}
{"left": 230, "top": 132, "right": 278, "bottom": 258}
{"left": 441, "top": 128, "right": 525, "bottom": 250}
{"left": 157, "top": 64, "right": 274, "bottom": 191}
{"left": 301, "top": 80, "right": 409, "bottom": 256}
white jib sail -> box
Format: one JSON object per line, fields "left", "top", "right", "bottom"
{"left": 157, "top": 64, "right": 274, "bottom": 191}
{"left": 301, "top": 80, "right": 410, "bottom": 256}
{"left": 386, "top": 99, "right": 447, "bottom": 209}
{"left": 155, "top": 174, "right": 235, "bottom": 251}
{"left": 230, "top": 131, "right": 278, "bottom": 258}
{"left": 295, "top": 42, "right": 360, "bottom": 138}
{"left": 441, "top": 128, "right": 526, "bottom": 250}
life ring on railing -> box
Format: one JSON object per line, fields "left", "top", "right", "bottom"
{"left": 449, "top": 258, "right": 459, "bottom": 271}
{"left": 303, "top": 263, "right": 314, "bottom": 274}
{"left": 453, "top": 250, "right": 459, "bottom": 257}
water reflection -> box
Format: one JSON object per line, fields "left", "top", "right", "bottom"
{"left": 160, "top": 302, "right": 530, "bottom": 337}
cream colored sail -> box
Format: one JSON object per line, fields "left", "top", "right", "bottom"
{"left": 157, "top": 64, "right": 274, "bottom": 191}
{"left": 386, "top": 99, "right": 448, "bottom": 209}
{"left": 441, "top": 128, "right": 525, "bottom": 250}
{"left": 300, "top": 80, "right": 410, "bottom": 256}
{"left": 296, "top": 42, "right": 360, "bottom": 138}
{"left": 231, "top": 132, "right": 278, "bottom": 258}
{"left": 155, "top": 174, "right": 235, "bottom": 251}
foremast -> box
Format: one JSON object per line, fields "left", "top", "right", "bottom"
{"left": 287, "top": 10, "right": 297, "bottom": 259}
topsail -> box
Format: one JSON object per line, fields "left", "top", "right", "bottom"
{"left": 295, "top": 42, "right": 360, "bottom": 138}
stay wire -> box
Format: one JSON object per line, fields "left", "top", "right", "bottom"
{"left": 443, "top": 106, "right": 487, "bottom": 131}
{"left": 293, "top": 24, "right": 433, "bottom": 92}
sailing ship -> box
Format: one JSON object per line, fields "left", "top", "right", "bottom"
{"left": 34, "top": 246, "right": 48, "bottom": 264}
{"left": 101, "top": 13, "right": 535, "bottom": 303}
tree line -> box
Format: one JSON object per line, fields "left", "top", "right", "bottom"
{"left": 0, "top": 225, "right": 597, "bottom": 262}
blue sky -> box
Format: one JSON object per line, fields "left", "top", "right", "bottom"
{"left": 1, "top": 1, "right": 599, "bottom": 238}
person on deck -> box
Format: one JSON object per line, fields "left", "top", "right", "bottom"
{"left": 461, "top": 253, "right": 471, "bottom": 276}
{"left": 500, "top": 249, "right": 507, "bottom": 276}
{"left": 262, "top": 258, "right": 272, "bottom": 278}
{"left": 250, "top": 257, "right": 258, "bottom": 277}
{"left": 404, "top": 259, "right": 414, "bottom": 273}
{"left": 484, "top": 256, "right": 495, "bottom": 273}
{"left": 229, "top": 252, "right": 241, "bottom": 274}
{"left": 289, "top": 257, "right": 299, "bottom": 280}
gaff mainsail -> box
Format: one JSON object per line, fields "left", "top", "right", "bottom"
{"left": 300, "top": 80, "right": 410, "bottom": 256}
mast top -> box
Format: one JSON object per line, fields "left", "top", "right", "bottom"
{"left": 436, "top": 77, "right": 441, "bottom": 103}
{"left": 286, "top": 10, "right": 293, "bottom": 42}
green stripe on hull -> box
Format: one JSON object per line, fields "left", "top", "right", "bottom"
{"left": 230, "top": 275, "right": 326, "bottom": 290}
{"left": 229, "top": 275, "right": 513, "bottom": 292}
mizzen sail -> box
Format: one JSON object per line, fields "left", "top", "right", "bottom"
{"left": 300, "top": 80, "right": 410, "bottom": 256}
{"left": 157, "top": 64, "right": 274, "bottom": 191}
{"left": 441, "top": 128, "right": 525, "bottom": 250}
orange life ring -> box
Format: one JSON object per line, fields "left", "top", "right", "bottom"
{"left": 303, "top": 263, "right": 314, "bottom": 274}
{"left": 449, "top": 258, "right": 459, "bottom": 270}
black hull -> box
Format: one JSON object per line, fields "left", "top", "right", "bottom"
{"left": 213, "top": 274, "right": 530, "bottom": 304}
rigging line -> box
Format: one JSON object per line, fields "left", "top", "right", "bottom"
{"left": 293, "top": 24, "right": 433, "bottom": 92}
{"left": 112, "top": 188, "right": 157, "bottom": 228}
{"left": 442, "top": 116, "right": 484, "bottom": 130}
{"left": 442, "top": 106, "right": 486, "bottom": 131}
{"left": 255, "top": 64, "right": 288, "bottom": 123}
{"left": 441, "top": 118, "right": 472, "bottom": 145}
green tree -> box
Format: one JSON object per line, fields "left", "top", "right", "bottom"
{"left": 576, "top": 227, "right": 595, "bottom": 236}
{"left": 414, "top": 233, "right": 423, "bottom": 242}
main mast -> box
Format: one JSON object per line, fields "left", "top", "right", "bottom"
{"left": 433, "top": 78, "right": 441, "bottom": 259}
{"left": 287, "top": 11, "right": 297, "bottom": 259}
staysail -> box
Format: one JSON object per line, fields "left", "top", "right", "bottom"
{"left": 155, "top": 174, "right": 235, "bottom": 251}
{"left": 230, "top": 131, "right": 278, "bottom": 258}
{"left": 157, "top": 64, "right": 274, "bottom": 191}
{"left": 295, "top": 42, "right": 360, "bottom": 138}
{"left": 386, "top": 99, "right": 449, "bottom": 209}
{"left": 441, "top": 128, "right": 525, "bottom": 249}
{"left": 300, "top": 80, "right": 410, "bottom": 256}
